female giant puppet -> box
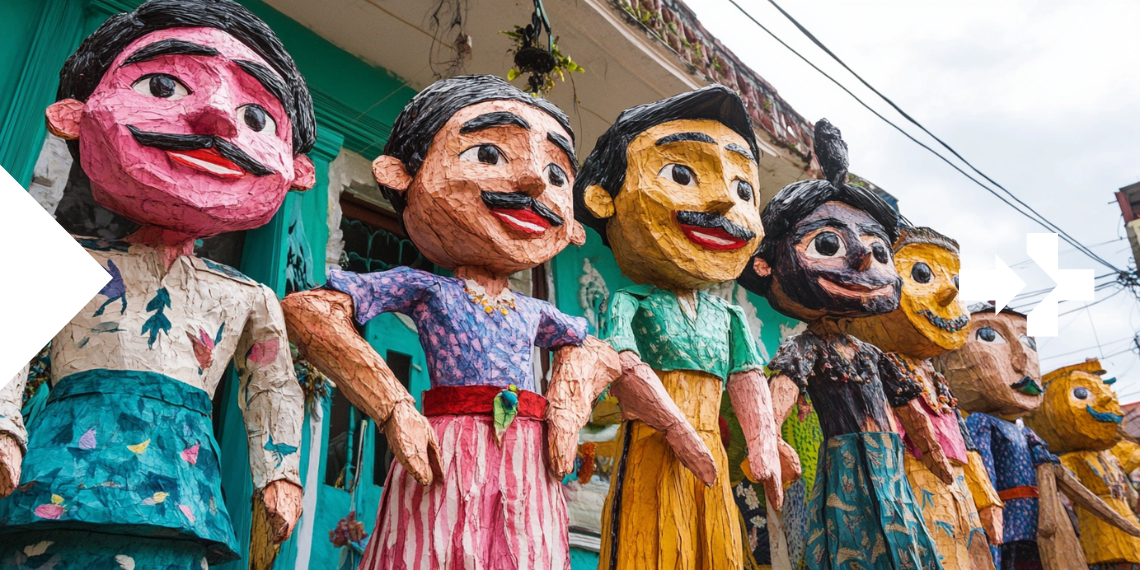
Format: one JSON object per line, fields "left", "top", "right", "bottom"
{"left": 0, "top": 0, "right": 312, "bottom": 566}
{"left": 738, "top": 119, "right": 947, "bottom": 570}
{"left": 842, "top": 226, "right": 1003, "bottom": 570}
{"left": 572, "top": 85, "right": 792, "bottom": 570}
{"left": 281, "top": 75, "right": 713, "bottom": 570}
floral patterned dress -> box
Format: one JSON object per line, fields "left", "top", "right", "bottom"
{"left": 325, "top": 266, "right": 589, "bottom": 570}
{"left": 0, "top": 239, "right": 304, "bottom": 569}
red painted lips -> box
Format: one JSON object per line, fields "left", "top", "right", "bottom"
{"left": 166, "top": 148, "right": 245, "bottom": 179}
{"left": 679, "top": 224, "right": 749, "bottom": 250}
{"left": 491, "top": 207, "right": 552, "bottom": 235}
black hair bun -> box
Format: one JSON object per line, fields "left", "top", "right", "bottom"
{"left": 814, "top": 118, "right": 848, "bottom": 189}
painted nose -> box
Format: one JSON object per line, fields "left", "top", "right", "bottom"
{"left": 189, "top": 104, "right": 238, "bottom": 139}
{"left": 516, "top": 168, "right": 545, "bottom": 198}
{"left": 936, "top": 285, "right": 958, "bottom": 307}
{"left": 851, "top": 241, "right": 873, "bottom": 271}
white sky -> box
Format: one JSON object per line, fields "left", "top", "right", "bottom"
{"left": 689, "top": 0, "right": 1140, "bottom": 401}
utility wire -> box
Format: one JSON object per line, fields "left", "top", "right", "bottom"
{"left": 725, "top": 0, "right": 1126, "bottom": 274}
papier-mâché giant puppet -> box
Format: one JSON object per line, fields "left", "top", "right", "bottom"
{"left": 0, "top": 0, "right": 313, "bottom": 566}
{"left": 574, "top": 84, "right": 795, "bottom": 570}
{"left": 738, "top": 119, "right": 948, "bottom": 570}
{"left": 1024, "top": 358, "right": 1140, "bottom": 568}
{"left": 843, "top": 226, "right": 1003, "bottom": 570}
{"left": 281, "top": 75, "right": 710, "bottom": 569}
{"left": 936, "top": 304, "right": 1140, "bottom": 570}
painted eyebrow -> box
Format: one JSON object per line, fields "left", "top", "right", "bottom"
{"left": 234, "top": 60, "right": 291, "bottom": 110}
{"left": 121, "top": 39, "right": 220, "bottom": 67}
{"left": 855, "top": 222, "right": 890, "bottom": 241}
{"left": 793, "top": 217, "right": 848, "bottom": 239}
{"left": 726, "top": 143, "right": 756, "bottom": 163}
{"left": 546, "top": 132, "right": 578, "bottom": 174}
{"left": 460, "top": 112, "right": 531, "bottom": 134}
{"left": 655, "top": 132, "right": 716, "bottom": 146}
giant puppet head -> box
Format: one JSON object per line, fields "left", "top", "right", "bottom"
{"left": 45, "top": 0, "right": 316, "bottom": 242}
{"left": 1024, "top": 358, "right": 1122, "bottom": 454}
{"left": 738, "top": 119, "right": 901, "bottom": 322}
{"left": 934, "top": 303, "right": 1043, "bottom": 418}
{"left": 843, "top": 226, "right": 970, "bottom": 359}
{"left": 573, "top": 85, "right": 765, "bottom": 290}
{"left": 370, "top": 75, "right": 583, "bottom": 276}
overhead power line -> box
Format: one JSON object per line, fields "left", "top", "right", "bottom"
{"left": 724, "top": 0, "right": 1127, "bottom": 274}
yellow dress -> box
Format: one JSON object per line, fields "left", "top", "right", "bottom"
{"left": 599, "top": 370, "right": 741, "bottom": 570}
{"left": 1059, "top": 450, "right": 1140, "bottom": 565}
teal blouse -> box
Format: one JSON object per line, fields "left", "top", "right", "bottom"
{"left": 602, "top": 284, "right": 764, "bottom": 382}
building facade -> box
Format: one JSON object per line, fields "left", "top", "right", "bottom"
{"left": 0, "top": 0, "right": 894, "bottom": 567}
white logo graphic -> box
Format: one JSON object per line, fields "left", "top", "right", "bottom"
{"left": 0, "top": 167, "right": 110, "bottom": 389}
{"left": 960, "top": 233, "right": 1095, "bottom": 336}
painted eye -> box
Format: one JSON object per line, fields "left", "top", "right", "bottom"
{"left": 871, "top": 242, "right": 890, "bottom": 264}
{"left": 544, "top": 163, "right": 567, "bottom": 187}
{"left": 238, "top": 104, "right": 276, "bottom": 135}
{"left": 132, "top": 74, "right": 189, "bottom": 100}
{"left": 911, "top": 262, "right": 933, "bottom": 284}
{"left": 806, "top": 231, "right": 845, "bottom": 258}
{"left": 658, "top": 164, "right": 696, "bottom": 186}
{"left": 1072, "top": 387, "right": 1090, "bottom": 400}
{"left": 976, "top": 326, "right": 1006, "bottom": 344}
{"left": 459, "top": 145, "right": 505, "bottom": 165}
{"left": 1020, "top": 334, "right": 1037, "bottom": 352}
{"left": 734, "top": 179, "right": 753, "bottom": 201}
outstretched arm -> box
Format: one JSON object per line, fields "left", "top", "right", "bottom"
{"left": 610, "top": 351, "right": 718, "bottom": 486}
{"left": 0, "top": 363, "right": 28, "bottom": 498}
{"left": 545, "top": 336, "right": 622, "bottom": 478}
{"left": 893, "top": 400, "right": 953, "bottom": 485}
{"left": 769, "top": 374, "right": 805, "bottom": 485}
{"left": 728, "top": 369, "right": 785, "bottom": 509}
{"left": 281, "top": 289, "right": 440, "bottom": 486}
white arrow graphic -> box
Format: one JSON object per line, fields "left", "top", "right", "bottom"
{"left": 1025, "top": 233, "right": 1094, "bottom": 337}
{"left": 0, "top": 166, "right": 110, "bottom": 389}
{"left": 959, "top": 254, "right": 1026, "bottom": 313}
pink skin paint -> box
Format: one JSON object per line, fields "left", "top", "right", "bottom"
{"left": 49, "top": 27, "right": 312, "bottom": 267}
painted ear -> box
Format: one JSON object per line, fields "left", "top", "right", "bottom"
{"left": 373, "top": 155, "right": 413, "bottom": 193}
{"left": 752, "top": 257, "right": 772, "bottom": 277}
{"left": 569, "top": 220, "right": 586, "bottom": 246}
{"left": 291, "top": 155, "right": 315, "bottom": 191}
{"left": 583, "top": 185, "right": 615, "bottom": 219}
{"left": 46, "top": 99, "right": 84, "bottom": 140}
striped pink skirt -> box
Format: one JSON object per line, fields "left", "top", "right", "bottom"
{"left": 359, "top": 415, "right": 571, "bottom": 570}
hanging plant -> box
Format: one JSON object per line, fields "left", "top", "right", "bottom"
{"left": 500, "top": 0, "right": 583, "bottom": 96}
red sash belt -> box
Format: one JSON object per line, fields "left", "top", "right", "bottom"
{"left": 421, "top": 385, "right": 547, "bottom": 419}
{"left": 998, "top": 485, "right": 1039, "bottom": 501}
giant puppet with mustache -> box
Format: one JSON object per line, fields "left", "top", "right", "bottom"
{"left": 574, "top": 85, "right": 794, "bottom": 570}
{"left": 280, "top": 75, "right": 713, "bottom": 570}
{"left": 0, "top": 0, "right": 312, "bottom": 567}
{"left": 738, "top": 120, "right": 947, "bottom": 570}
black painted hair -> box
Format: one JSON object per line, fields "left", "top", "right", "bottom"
{"left": 738, "top": 118, "right": 899, "bottom": 295}
{"left": 573, "top": 84, "right": 760, "bottom": 246}
{"left": 379, "top": 75, "right": 574, "bottom": 218}
{"left": 58, "top": 0, "right": 315, "bottom": 157}
{"left": 894, "top": 225, "right": 958, "bottom": 254}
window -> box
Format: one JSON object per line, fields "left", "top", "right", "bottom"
{"left": 375, "top": 350, "right": 412, "bottom": 486}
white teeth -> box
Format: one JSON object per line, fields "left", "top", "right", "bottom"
{"left": 170, "top": 153, "right": 242, "bottom": 176}
{"left": 498, "top": 213, "right": 545, "bottom": 233}
{"left": 690, "top": 230, "right": 734, "bottom": 246}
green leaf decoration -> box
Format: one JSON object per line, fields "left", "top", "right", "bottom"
{"left": 141, "top": 288, "right": 172, "bottom": 349}
{"left": 492, "top": 388, "right": 520, "bottom": 446}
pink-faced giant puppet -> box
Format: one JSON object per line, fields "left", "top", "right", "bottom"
{"left": 0, "top": 0, "right": 313, "bottom": 567}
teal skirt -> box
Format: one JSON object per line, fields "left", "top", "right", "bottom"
{"left": 0, "top": 370, "right": 239, "bottom": 563}
{"left": 805, "top": 432, "right": 944, "bottom": 570}
{"left": 1, "top": 529, "right": 209, "bottom": 569}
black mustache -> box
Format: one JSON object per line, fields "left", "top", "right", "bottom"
{"left": 480, "top": 191, "right": 564, "bottom": 227}
{"left": 675, "top": 210, "right": 755, "bottom": 241}
{"left": 127, "top": 125, "right": 275, "bottom": 177}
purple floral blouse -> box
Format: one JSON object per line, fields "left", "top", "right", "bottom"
{"left": 327, "top": 266, "right": 588, "bottom": 392}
